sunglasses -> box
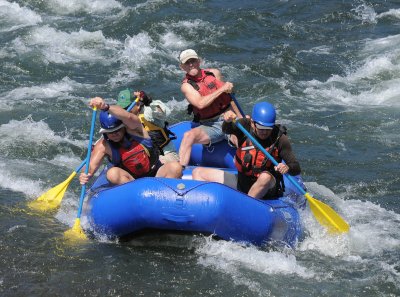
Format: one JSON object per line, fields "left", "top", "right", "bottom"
{"left": 254, "top": 121, "right": 273, "bottom": 130}
{"left": 183, "top": 58, "right": 199, "bottom": 65}
{"left": 106, "top": 127, "right": 124, "bottom": 135}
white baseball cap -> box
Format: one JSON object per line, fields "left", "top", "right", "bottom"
{"left": 179, "top": 49, "right": 199, "bottom": 64}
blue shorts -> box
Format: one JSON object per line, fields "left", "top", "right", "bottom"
{"left": 198, "top": 118, "right": 226, "bottom": 146}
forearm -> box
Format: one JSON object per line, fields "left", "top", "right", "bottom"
{"left": 222, "top": 118, "right": 248, "bottom": 137}
{"left": 195, "top": 88, "right": 228, "bottom": 109}
{"left": 279, "top": 137, "right": 301, "bottom": 175}
{"left": 185, "top": 87, "right": 227, "bottom": 110}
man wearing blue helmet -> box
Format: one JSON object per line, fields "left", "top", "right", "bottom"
{"left": 79, "top": 97, "right": 183, "bottom": 186}
{"left": 192, "top": 101, "right": 301, "bottom": 200}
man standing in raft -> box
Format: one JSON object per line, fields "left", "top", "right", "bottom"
{"left": 178, "top": 49, "right": 240, "bottom": 167}
{"left": 79, "top": 97, "right": 182, "bottom": 186}
{"left": 192, "top": 102, "right": 301, "bottom": 200}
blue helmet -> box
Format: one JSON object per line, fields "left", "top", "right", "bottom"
{"left": 99, "top": 111, "right": 124, "bottom": 133}
{"left": 251, "top": 102, "right": 276, "bottom": 127}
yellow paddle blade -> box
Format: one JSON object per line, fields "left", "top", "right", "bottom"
{"left": 64, "top": 218, "right": 87, "bottom": 242}
{"left": 305, "top": 193, "right": 350, "bottom": 233}
{"left": 28, "top": 172, "right": 77, "bottom": 212}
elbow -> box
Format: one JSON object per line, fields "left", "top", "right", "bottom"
{"left": 287, "top": 163, "right": 301, "bottom": 176}
{"left": 193, "top": 101, "right": 207, "bottom": 110}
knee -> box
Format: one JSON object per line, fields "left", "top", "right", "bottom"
{"left": 192, "top": 167, "right": 202, "bottom": 180}
{"left": 257, "top": 172, "right": 275, "bottom": 188}
{"left": 166, "top": 161, "right": 183, "bottom": 178}
{"left": 182, "top": 130, "right": 196, "bottom": 145}
{"left": 106, "top": 167, "right": 119, "bottom": 183}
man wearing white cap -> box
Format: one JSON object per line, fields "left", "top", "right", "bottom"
{"left": 178, "top": 49, "right": 240, "bottom": 167}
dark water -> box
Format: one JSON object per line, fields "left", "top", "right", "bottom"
{"left": 1, "top": 0, "right": 399, "bottom": 296}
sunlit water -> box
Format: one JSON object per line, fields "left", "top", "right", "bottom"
{"left": 1, "top": 0, "right": 399, "bottom": 296}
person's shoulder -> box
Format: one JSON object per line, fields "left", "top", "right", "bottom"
{"left": 277, "top": 133, "right": 292, "bottom": 148}
{"left": 94, "top": 137, "right": 109, "bottom": 154}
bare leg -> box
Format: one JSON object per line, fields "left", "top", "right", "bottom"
{"left": 247, "top": 172, "right": 275, "bottom": 199}
{"left": 192, "top": 167, "right": 225, "bottom": 183}
{"left": 106, "top": 167, "right": 134, "bottom": 185}
{"left": 179, "top": 127, "right": 211, "bottom": 166}
{"left": 156, "top": 161, "right": 183, "bottom": 179}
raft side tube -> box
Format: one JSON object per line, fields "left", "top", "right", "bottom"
{"left": 86, "top": 178, "right": 301, "bottom": 246}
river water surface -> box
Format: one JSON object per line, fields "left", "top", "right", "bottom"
{"left": 1, "top": 0, "right": 399, "bottom": 296}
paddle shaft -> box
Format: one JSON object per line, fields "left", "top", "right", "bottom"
{"left": 230, "top": 93, "right": 246, "bottom": 118}
{"left": 76, "top": 108, "right": 97, "bottom": 219}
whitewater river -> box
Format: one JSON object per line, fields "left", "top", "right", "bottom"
{"left": 0, "top": 0, "right": 399, "bottom": 296}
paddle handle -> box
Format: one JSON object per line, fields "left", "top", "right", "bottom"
{"left": 235, "top": 121, "right": 306, "bottom": 195}
{"left": 126, "top": 97, "right": 139, "bottom": 112}
{"left": 76, "top": 108, "right": 98, "bottom": 219}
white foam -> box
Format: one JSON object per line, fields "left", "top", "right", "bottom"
{"left": 378, "top": 8, "right": 400, "bottom": 20}
{"left": 0, "top": 116, "right": 85, "bottom": 149}
{"left": 55, "top": 191, "right": 81, "bottom": 227}
{"left": 160, "top": 31, "right": 188, "bottom": 50}
{"left": 0, "top": 0, "right": 42, "bottom": 32}
{"left": 351, "top": 3, "right": 377, "bottom": 24}
{"left": 133, "top": 0, "right": 168, "bottom": 12}
{"left": 12, "top": 25, "right": 122, "bottom": 65}
{"left": 45, "top": 0, "right": 122, "bottom": 15}
{"left": 7, "top": 225, "right": 27, "bottom": 233}
{"left": 120, "top": 33, "right": 158, "bottom": 67}
{"left": 302, "top": 33, "right": 400, "bottom": 107}
{"left": 108, "top": 33, "right": 159, "bottom": 85}
{"left": 48, "top": 155, "right": 83, "bottom": 170}
{"left": 196, "top": 238, "right": 314, "bottom": 293}
{"left": 0, "top": 161, "right": 44, "bottom": 197}
{"left": 298, "top": 182, "right": 400, "bottom": 259}
{"left": 0, "top": 77, "right": 90, "bottom": 108}
{"left": 160, "top": 19, "right": 224, "bottom": 47}
{"left": 298, "top": 45, "right": 332, "bottom": 55}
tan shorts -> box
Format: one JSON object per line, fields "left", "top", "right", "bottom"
{"left": 159, "top": 151, "right": 179, "bottom": 164}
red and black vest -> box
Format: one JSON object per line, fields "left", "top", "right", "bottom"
{"left": 183, "top": 69, "right": 232, "bottom": 122}
{"left": 234, "top": 125, "right": 287, "bottom": 178}
{"left": 106, "top": 133, "right": 159, "bottom": 178}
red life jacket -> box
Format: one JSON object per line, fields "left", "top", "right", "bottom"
{"left": 107, "top": 133, "right": 159, "bottom": 178}
{"left": 235, "top": 138, "right": 280, "bottom": 177}
{"left": 234, "top": 125, "right": 286, "bottom": 178}
{"left": 183, "top": 69, "right": 232, "bottom": 121}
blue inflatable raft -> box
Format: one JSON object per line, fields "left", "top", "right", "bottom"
{"left": 83, "top": 121, "right": 305, "bottom": 247}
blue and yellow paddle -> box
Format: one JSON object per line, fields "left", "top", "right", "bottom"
{"left": 64, "top": 107, "right": 97, "bottom": 240}
{"left": 234, "top": 120, "right": 349, "bottom": 233}
{"left": 29, "top": 99, "right": 139, "bottom": 212}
